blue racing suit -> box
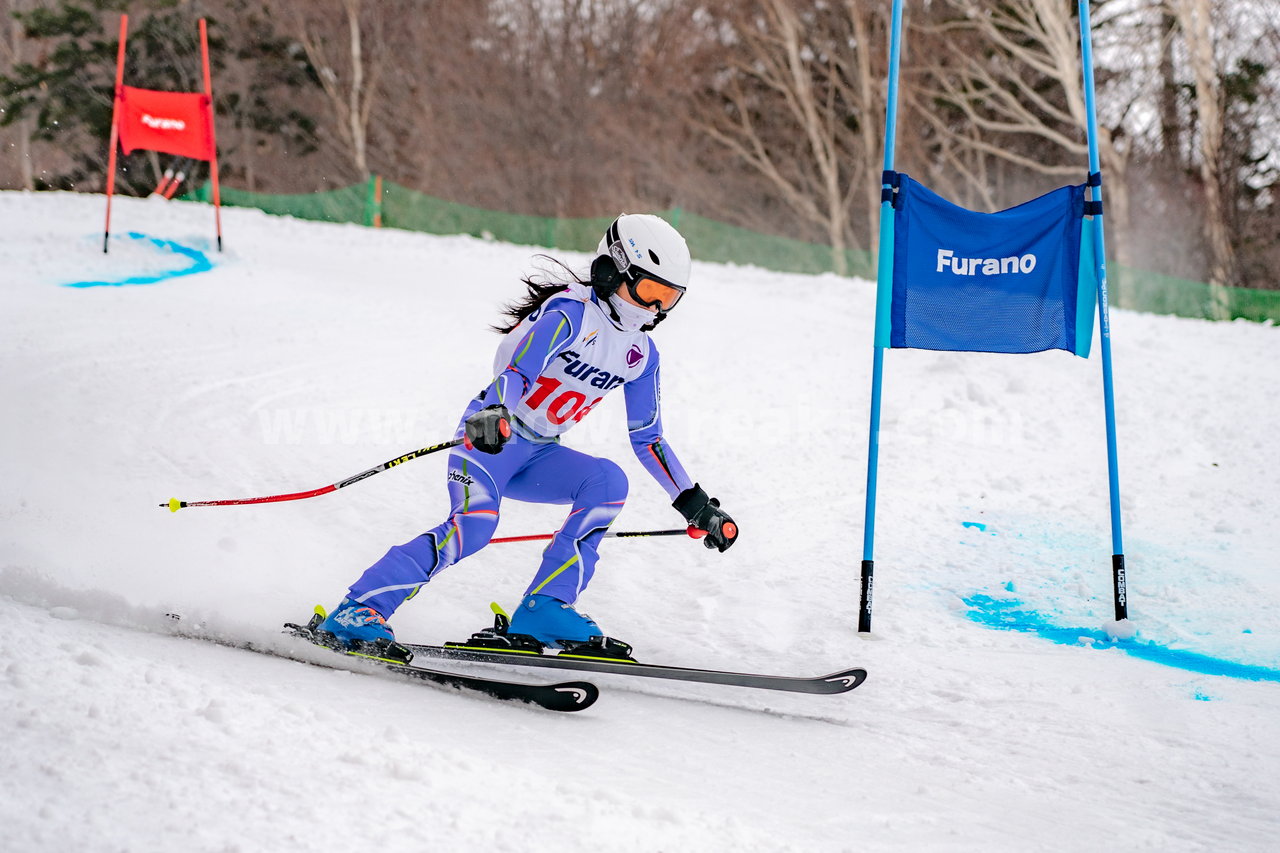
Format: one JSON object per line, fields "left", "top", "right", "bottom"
{"left": 345, "top": 283, "right": 694, "bottom": 617}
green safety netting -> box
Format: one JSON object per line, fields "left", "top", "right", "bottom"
{"left": 1109, "top": 266, "right": 1279, "bottom": 324}
{"left": 673, "top": 210, "right": 875, "bottom": 279}
{"left": 188, "top": 179, "right": 872, "bottom": 276}
{"left": 194, "top": 181, "right": 372, "bottom": 225}
{"left": 186, "top": 179, "right": 1276, "bottom": 324}
{"left": 382, "top": 183, "right": 616, "bottom": 252}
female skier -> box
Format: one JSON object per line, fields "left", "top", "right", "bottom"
{"left": 317, "top": 214, "right": 737, "bottom": 651}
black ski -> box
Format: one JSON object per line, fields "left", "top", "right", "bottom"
{"left": 334, "top": 654, "right": 598, "bottom": 712}
{"left": 279, "top": 619, "right": 599, "bottom": 712}
{"left": 166, "top": 614, "right": 597, "bottom": 712}
{"left": 401, "top": 640, "right": 867, "bottom": 695}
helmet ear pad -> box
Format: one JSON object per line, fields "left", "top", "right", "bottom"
{"left": 590, "top": 254, "right": 624, "bottom": 299}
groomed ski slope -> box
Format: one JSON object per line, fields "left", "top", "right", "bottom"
{"left": 2, "top": 190, "right": 1277, "bottom": 852}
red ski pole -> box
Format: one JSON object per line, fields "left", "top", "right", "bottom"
{"left": 161, "top": 438, "right": 463, "bottom": 512}
{"left": 152, "top": 167, "right": 175, "bottom": 197}
{"left": 162, "top": 169, "right": 186, "bottom": 199}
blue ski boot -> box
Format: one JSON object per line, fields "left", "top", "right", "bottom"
{"left": 507, "top": 594, "right": 603, "bottom": 649}
{"left": 318, "top": 598, "right": 396, "bottom": 647}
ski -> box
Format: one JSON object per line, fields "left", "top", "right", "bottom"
{"left": 280, "top": 617, "right": 599, "bottom": 712}
{"left": 168, "top": 615, "right": 598, "bottom": 712}
{"left": 327, "top": 652, "right": 599, "bottom": 712}
{"left": 400, "top": 640, "right": 867, "bottom": 695}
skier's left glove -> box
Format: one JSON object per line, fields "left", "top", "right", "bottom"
{"left": 673, "top": 483, "right": 738, "bottom": 552}
{"left": 463, "top": 404, "right": 512, "bottom": 454}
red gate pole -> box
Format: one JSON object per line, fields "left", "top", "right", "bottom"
{"left": 199, "top": 18, "right": 223, "bottom": 252}
{"left": 103, "top": 14, "right": 129, "bottom": 254}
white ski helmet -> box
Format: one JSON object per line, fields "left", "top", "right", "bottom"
{"left": 591, "top": 213, "right": 691, "bottom": 319}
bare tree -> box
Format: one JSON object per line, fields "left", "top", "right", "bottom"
{"left": 1156, "top": 6, "right": 1183, "bottom": 171}
{"left": 692, "top": 0, "right": 888, "bottom": 273}
{"left": 911, "top": 0, "right": 1134, "bottom": 262}
{"left": 0, "top": 0, "right": 40, "bottom": 189}
{"left": 1224, "top": 5, "right": 1280, "bottom": 290}
{"left": 370, "top": 0, "right": 713, "bottom": 220}
{"left": 289, "top": 0, "right": 385, "bottom": 179}
{"left": 1171, "top": 0, "right": 1239, "bottom": 296}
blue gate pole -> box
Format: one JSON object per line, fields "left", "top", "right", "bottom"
{"left": 1078, "top": 0, "right": 1128, "bottom": 621}
{"left": 859, "top": 0, "right": 906, "bottom": 633}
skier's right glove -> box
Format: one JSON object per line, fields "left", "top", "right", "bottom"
{"left": 463, "top": 404, "right": 512, "bottom": 454}
{"left": 673, "top": 484, "right": 738, "bottom": 552}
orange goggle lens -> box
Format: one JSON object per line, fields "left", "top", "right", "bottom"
{"left": 631, "top": 276, "right": 686, "bottom": 312}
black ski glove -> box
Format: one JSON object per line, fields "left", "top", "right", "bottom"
{"left": 673, "top": 484, "right": 738, "bottom": 552}
{"left": 463, "top": 404, "right": 512, "bottom": 454}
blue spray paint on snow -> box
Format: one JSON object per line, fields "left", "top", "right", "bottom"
{"left": 65, "top": 232, "right": 213, "bottom": 288}
{"left": 963, "top": 594, "right": 1280, "bottom": 683}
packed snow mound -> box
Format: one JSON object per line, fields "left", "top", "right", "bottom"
{"left": 2, "top": 190, "right": 1277, "bottom": 851}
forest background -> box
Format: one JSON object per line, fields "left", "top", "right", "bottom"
{"left": 1, "top": 0, "right": 1276, "bottom": 290}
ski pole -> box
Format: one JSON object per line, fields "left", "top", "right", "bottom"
{"left": 161, "top": 438, "right": 464, "bottom": 512}
{"left": 151, "top": 166, "right": 176, "bottom": 197}
{"left": 162, "top": 168, "right": 187, "bottom": 199}
{"left": 489, "top": 524, "right": 736, "bottom": 545}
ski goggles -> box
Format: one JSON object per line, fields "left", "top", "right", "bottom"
{"left": 625, "top": 272, "right": 686, "bottom": 313}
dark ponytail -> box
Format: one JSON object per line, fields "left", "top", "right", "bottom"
{"left": 491, "top": 255, "right": 589, "bottom": 334}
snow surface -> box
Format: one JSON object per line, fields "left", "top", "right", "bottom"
{"left": 2, "top": 190, "right": 1277, "bottom": 852}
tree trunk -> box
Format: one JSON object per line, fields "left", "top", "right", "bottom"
{"left": 344, "top": 0, "right": 368, "bottom": 177}
{"left": 848, "top": 0, "right": 883, "bottom": 270}
{"left": 292, "top": 0, "right": 377, "bottom": 181}
{"left": 827, "top": 197, "right": 849, "bottom": 276}
{"left": 693, "top": 0, "right": 884, "bottom": 275}
{"left": 8, "top": 5, "right": 35, "bottom": 190}
{"left": 17, "top": 115, "right": 34, "bottom": 190}
{"left": 1158, "top": 10, "right": 1182, "bottom": 170}
{"left": 1174, "top": 0, "right": 1238, "bottom": 302}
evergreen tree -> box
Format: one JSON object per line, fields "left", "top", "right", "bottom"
{"left": 0, "top": 0, "right": 316, "bottom": 193}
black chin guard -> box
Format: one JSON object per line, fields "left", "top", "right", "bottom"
{"left": 590, "top": 255, "right": 623, "bottom": 300}
{"left": 590, "top": 254, "right": 666, "bottom": 331}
